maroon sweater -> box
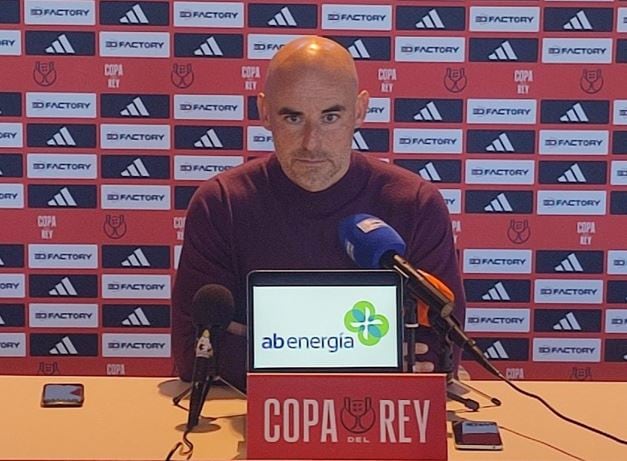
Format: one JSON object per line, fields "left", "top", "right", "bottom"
{"left": 172, "top": 152, "right": 466, "bottom": 390}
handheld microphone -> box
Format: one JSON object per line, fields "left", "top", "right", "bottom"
{"left": 187, "top": 284, "right": 234, "bottom": 431}
{"left": 339, "top": 214, "right": 504, "bottom": 380}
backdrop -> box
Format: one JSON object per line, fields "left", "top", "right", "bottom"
{"left": 0, "top": 0, "right": 625, "bottom": 381}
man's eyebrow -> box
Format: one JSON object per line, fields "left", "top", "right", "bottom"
{"left": 277, "top": 105, "right": 347, "bottom": 116}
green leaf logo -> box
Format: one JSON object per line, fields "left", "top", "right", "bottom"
{"left": 344, "top": 300, "right": 389, "bottom": 346}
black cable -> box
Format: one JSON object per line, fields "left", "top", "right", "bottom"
{"left": 496, "top": 374, "right": 627, "bottom": 445}
{"left": 165, "top": 430, "right": 194, "bottom": 461}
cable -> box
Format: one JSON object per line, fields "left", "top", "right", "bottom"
{"left": 165, "top": 430, "right": 194, "bottom": 461}
{"left": 496, "top": 375, "right": 627, "bottom": 445}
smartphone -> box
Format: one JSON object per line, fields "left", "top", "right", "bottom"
{"left": 452, "top": 420, "right": 503, "bottom": 450}
{"left": 41, "top": 383, "right": 84, "bottom": 407}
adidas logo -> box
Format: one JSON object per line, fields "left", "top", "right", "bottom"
{"left": 486, "top": 133, "right": 515, "bottom": 152}
{"left": 47, "top": 187, "right": 78, "bottom": 207}
{"left": 418, "top": 162, "right": 441, "bottom": 182}
{"left": 49, "top": 336, "right": 78, "bottom": 355}
{"left": 120, "top": 97, "right": 150, "bottom": 117}
{"left": 488, "top": 41, "right": 518, "bottom": 61}
{"left": 122, "top": 307, "right": 151, "bottom": 326}
{"left": 553, "top": 312, "right": 582, "bottom": 331}
{"left": 484, "top": 193, "right": 513, "bottom": 212}
{"left": 560, "top": 103, "right": 589, "bottom": 123}
{"left": 554, "top": 253, "right": 584, "bottom": 272}
{"left": 484, "top": 341, "right": 509, "bottom": 360}
{"left": 0, "top": 167, "right": 3, "bottom": 176}
{"left": 0, "top": 314, "right": 5, "bottom": 325}
{"left": 0, "top": 256, "right": 4, "bottom": 267}
{"left": 268, "top": 6, "right": 297, "bottom": 26}
{"left": 120, "top": 4, "right": 149, "bottom": 24}
{"left": 416, "top": 9, "right": 444, "bottom": 29}
{"left": 194, "top": 36, "right": 223, "bottom": 56}
{"left": 347, "top": 39, "right": 370, "bottom": 59}
{"left": 49, "top": 277, "right": 78, "bottom": 296}
{"left": 45, "top": 34, "right": 75, "bottom": 54}
{"left": 564, "top": 11, "right": 593, "bottom": 31}
{"left": 482, "top": 282, "right": 511, "bottom": 301}
{"left": 47, "top": 126, "right": 76, "bottom": 146}
{"left": 194, "top": 129, "right": 223, "bottom": 148}
{"left": 121, "top": 248, "right": 151, "bottom": 267}
{"left": 121, "top": 158, "right": 150, "bottom": 177}
{"left": 413, "top": 102, "right": 443, "bottom": 121}
{"left": 352, "top": 131, "right": 369, "bottom": 151}
{"left": 558, "top": 163, "right": 587, "bottom": 183}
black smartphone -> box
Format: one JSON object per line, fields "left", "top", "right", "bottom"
{"left": 41, "top": 383, "right": 84, "bottom": 407}
{"left": 452, "top": 420, "right": 503, "bottom": 450}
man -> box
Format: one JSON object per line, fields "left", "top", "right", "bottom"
{"left": 172, "top": 36, "right": 466, "bottom": 391}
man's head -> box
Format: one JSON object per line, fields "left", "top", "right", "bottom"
{"left": 257, "top": 36, "right": 369, "bottom": 192}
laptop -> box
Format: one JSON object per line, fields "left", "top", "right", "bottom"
{"left": 247, "top": 270, "right": 403, "bottom": 373}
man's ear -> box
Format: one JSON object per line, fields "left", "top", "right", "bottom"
{"left": 353, "top": 90, "right": 370, "bottom": 128}
{"left": 257, "top": 92, "right": 272, "bottom": 130}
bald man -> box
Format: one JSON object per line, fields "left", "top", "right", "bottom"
{"left": 172, "top": 36, "right": 466, "bottom": 391}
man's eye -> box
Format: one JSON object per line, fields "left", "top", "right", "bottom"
{"left": 284, "top": 115, "right": 301, "bottom": 123}
{"left": 323, "top": 113, "right": 340, "bottom": 123}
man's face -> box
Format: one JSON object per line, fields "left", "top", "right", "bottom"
{"left": 258, "top": 70, "right": 368, "bottom": 192}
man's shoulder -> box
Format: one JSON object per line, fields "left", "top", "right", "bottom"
{"left": 194, "top": 156, "right": 272, "bottom": 198}
{"left": 358, "top": 153, "right": 439, "bottom": 198}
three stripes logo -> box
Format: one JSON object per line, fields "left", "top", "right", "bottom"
{"left": 47, "top": 187, "right": 77, "bottom": 207}
{"left": 49, "top": 277, "right": 78, "bottom": 296}
{"left": 47, "top": 127, "right": 76, "bottom": 146}
{"left": 0, "top": 256, "right": 4, "bottom": 267}
{"left": 120, "top": 97, "right": 150, "bottom": 117}
{"left": 486, "top": 133, "right": 515, "bottom": 152}
{"left": 49, "top": 336, "right": 78, "bottom": 355}
{"left": 558, "top": 163, "right": 587, "bottom": 183}
{"left": 553, "top": 312, "right": 582, "bottom": 331}
{"left": 564, "top": 11, "right": 592, "bottom": 30}
{"left": 122, "top": 307, "right": 151, "bottom": 326}
{"left": 416, "top": 9, "right": 444, "bottom": 29}
{"left": 554, "top": 253, "right": 584, "bottom": 272}
{"left": 347, "top": 39, "right": 370, "bottom": 59}
{"left": 484, "top": 193, "right": 513, "bottom": 212}
{"left": 120, "top": 4, "right": 149, "bottom": 24}
{"left": 194, "top": 37, "right": 223, "bottom": 56}
{"left": 352, "top": 131, "right": 369, "bottom": 151}
{"left": 194, "top": 129, "right": 223, "bottom": 148}
{"left": 418, "top": 162, "right": 441, "bottom": 182}
{"left": 121, "top": 158, "right": 150, "bottom": 177}
{"left": 489, "top": 41, "right": 518, "bottom": 61}
{"left": 268, "top": 7, "right": 297, "bottom": 27}
{"left": 45, "top": 34, "right": 75, "bottom": 54}
{"left": 0, "top": 314, "right": 4, "bottom": 325}
{"left": 121, "top": 248, "right": 151, "bottom": 267}
{"left": 560, "top": 103, "right": 589, "bottom": 123}
{"left": 484, "top": 341, "right": 509, "bottom": 360}
{"left": 413, "top": 102, "right": 442, "bottom": 121}
{"left": 482, "top": 282, "right": 511, "bottom": 301}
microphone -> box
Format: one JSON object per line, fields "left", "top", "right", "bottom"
{"left": 187, "top": 284, "right": 234, "bottom": 431}
{"left": 339, "top": 214, "right": 504, "bottom": 380}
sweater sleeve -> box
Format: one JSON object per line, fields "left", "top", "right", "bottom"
{"left": 406, "top": 183, "right": 466, "bottom": 375}
{"left": 171, "top": 181, "right": 239, "bottom": 382}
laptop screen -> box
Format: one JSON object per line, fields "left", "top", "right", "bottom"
{"left": 247, "top": 270, "right": 403, "bottom": 373}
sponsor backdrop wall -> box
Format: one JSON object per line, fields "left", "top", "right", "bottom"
{"left": 0, "top": 0, "right": 625, "bottom": 381}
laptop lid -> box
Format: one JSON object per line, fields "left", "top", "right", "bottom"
{"left": 247, "top": 270, "right": 403, "bottom": 373}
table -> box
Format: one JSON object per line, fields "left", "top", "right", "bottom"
{"left": 0, "top": 376, "right": 625, "bottom": 460}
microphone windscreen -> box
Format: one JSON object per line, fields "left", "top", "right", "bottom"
{"left": 338, "top": 214, "right": 407, "bottom": 269}
{"left": 191, "top": 284, "right": 234, "bottom": 328}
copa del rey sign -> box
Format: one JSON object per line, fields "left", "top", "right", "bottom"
{"left": 247, "top": 374, "right": 447, "bottom": 460}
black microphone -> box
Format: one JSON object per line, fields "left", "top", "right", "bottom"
{"left": 187, "top": 284, "right": 234, "bottom": 431}
{"left": 339, "top": 214, "right": 505, "bottom": 380}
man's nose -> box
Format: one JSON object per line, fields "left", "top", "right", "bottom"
{"left": 301, "top": 121, "right": 321, "bottom": 152}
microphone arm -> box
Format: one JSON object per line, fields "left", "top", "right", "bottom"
{"left": 382, "top": 252, "right": 505, "bottom": 381}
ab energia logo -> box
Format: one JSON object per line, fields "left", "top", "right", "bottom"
{"left": 344, "top": 300, "right": 389, "bottom": 346}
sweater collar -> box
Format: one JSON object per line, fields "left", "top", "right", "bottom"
{"left": 267, "top": 152, "right": 371, "bottom": 217}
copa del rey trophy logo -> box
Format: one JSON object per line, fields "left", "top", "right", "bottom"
{"left": 247, "top": 374, "right": 447, "bottom": 460}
